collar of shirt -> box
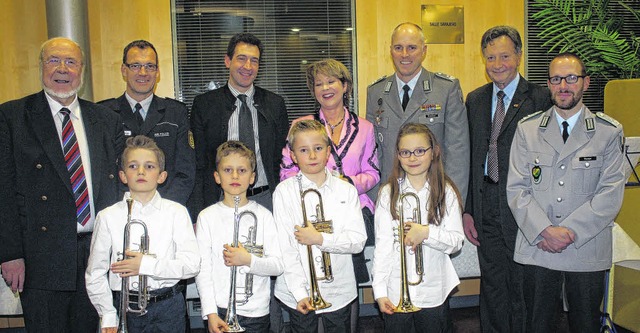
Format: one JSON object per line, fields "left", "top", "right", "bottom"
{"left": 297, "top": 168, "right": 335, "bottom": 191}
{"left": 123, "top": 190, "right": 163, "bottom": 213}
{"left": 125, "top": 93, "right": 153, "bottom": 119}
{"left": 228, "top": 83, "right": 255, "bottom": 102}
{"left": 492, "top": 74, "right": 520, "bottom": 115}
{"left": 399, "top": 177, "right": 431, "bottom": 194}
{"left": 553, "top": 106, "right": 583, "bottom": 136}
{"left": 45, "top": 92, "right": 80, "bottom": 120}
{"left": 395, "top": 69, "right": 423, "bottom": 100}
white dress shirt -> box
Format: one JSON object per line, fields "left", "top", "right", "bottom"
{"left": 85, "top": 192, "right": 200, "bottom": 329}
{"left": 273, "top": 169, "right": 367, "bottom": 313}
{"left": 372, "top": 181, "right": 464, "bottom": 308}
{"left": 195, "top": 200, "right": 283, "bottom": 318}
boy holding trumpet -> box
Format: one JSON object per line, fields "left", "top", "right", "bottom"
{"left": 196, "top": 141, "right": 283, "bottom": 333}
{"left": 273, "top": 120, "right": 367, "bottom": 333}
{"left": 85, "top": 135, "right": 200, "bottom": 332}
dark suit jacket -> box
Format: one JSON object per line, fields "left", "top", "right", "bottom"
{"left": 465, "top": 76, "right": 552, "bottom": 249}
{"left": 0, "top": 91, "right": 124, "bottom": 291}
{"left": 190, "top": 84, "right": 289, "bottom": 213}
{"left": 99, "top": 94, "right": 195, "bottom": 205}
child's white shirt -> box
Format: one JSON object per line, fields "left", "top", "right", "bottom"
{"left": 273, "top": 169, "right": 367, "bottom": 313}
{"left": 85, "top": 191, "right": 200, "bottom": 329}
{"left": 372, "top": 180, "right": 464, "bottom": 308}
{"left": 195, "top": 200, "right": 283, "bottom": 318}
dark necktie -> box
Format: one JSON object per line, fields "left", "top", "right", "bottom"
{"left": 60, "top": 108, "right": 91, "bottom": 226}
{"left": 487, "top": 90, "right": 506, "bottom": 182}
{"left": 237, "top": 94, "right": 255, "bottom": 153}
{"left": 562, "top": 121, "right": 569, "bottom": 143}
{"left": 401, "top": 84, "right": 410, "bottom": 111}
{"left": 134, "top": 103, "right": 144, "bottom": 127}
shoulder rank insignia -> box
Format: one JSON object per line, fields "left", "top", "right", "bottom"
{"left": 518, "top": 110, "right": 544, "bottom": 124}
{"left": 434, "top": 72, "right": 455, "bottom": 81}
{"left": 596, "top": 112, "right": 621, "bottom": 127}
{"left": 369, "top": 75, "right": 387, "bottom": 87}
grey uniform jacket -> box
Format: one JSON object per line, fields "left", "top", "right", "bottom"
{"left": 507, "top": 107, "right": 625, "bottom": 272}
{"left": 366, "top": 68, "right": 469, "bottom": 202}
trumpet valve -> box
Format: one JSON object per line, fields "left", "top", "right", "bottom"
{"left": 243, "top": 243, "right": 264, "bottom": 257}
{"left": 312, "top": 220, "right": 333, "bottom": 234}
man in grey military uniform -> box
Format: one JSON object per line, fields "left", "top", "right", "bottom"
{"left": 366, "top": 22, "right": 469, "bottom": 201}
{"left": 507, "top": 53, "right": 625, "bottom": 333}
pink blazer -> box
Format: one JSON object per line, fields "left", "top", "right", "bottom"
{"left": 280, "top": 108, "right": 380, "bottom": 211}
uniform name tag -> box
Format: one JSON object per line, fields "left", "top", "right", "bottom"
{"left": 579, "top": 156, "right": 597, "bottom": 161}
{"left": 124, "top": 130, "right": 132, "bottom": 136}
{"left": 154, "top": 132, "right": 170, "bottom": 138}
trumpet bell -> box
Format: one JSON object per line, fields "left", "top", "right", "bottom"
{"left": 394, "top": 298, "right": 420, "bottom": 313}
{"left": 223, "top": 320, "right": 245, "bottom": 333}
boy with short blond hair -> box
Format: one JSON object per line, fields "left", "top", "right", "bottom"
{"left": 85, "top": 135, "right": 200, "bottom": 333}
{"left": 273, "top": 119, "right": 367, "bottom": 333}
{"left": 196, "top": 141, "right": 283, "bottom": 333}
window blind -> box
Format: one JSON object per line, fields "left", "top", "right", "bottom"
{"left": 171, "top": 0, "right": 356, "bottom": 122}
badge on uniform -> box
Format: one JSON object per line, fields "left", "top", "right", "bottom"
{"left": 421, "top": 104, "right": 441, "bottom": 112}
{"left": 375, "top": 98, "right": 384, "bottom": 126}
{"left": 532, "top": 165, "right": 542, "bottom": 184}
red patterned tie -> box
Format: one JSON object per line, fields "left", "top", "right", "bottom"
{"left": 487, "top": 91, "right": 506, "bottom": 182}
{"left": 60, "top": 108, "right": 91, "bottom": 226}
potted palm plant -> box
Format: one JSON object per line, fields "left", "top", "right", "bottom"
{"left": 532, "top": 0, "right": 640, "bottom": 79}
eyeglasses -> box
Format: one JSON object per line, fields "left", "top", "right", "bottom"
{"left": 124, "top": 63, "right": 158, "bottom": 72}
{"left": 548, "top": 75, "right": 585, "bottom": 85}
{"left": 398, "top": 147, "right": 432, "bottom": 158}
{"left": 44, "top": 58, "right": 81, "bottom": 69}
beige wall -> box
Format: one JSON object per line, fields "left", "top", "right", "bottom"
{"left": 1, "top": 0, "right": 525, "bottom": 111}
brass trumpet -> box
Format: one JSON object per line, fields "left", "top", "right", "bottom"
{"left": 394, "top": 190, "right": 424, "bottom": 313}
{"left": 296, "top": 175, "right": 333, "bottom": 311}
{"left": 223, "top": 196, "right": 264, "bottom": 333}
{"left": 117, "top": 198, "right": 153, "bottom": 333}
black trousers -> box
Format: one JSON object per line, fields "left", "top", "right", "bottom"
{"left": 20, "top": 234, "right": 99, "bottom": 333}
{"left": 523, "top": 265, "right": 605, "bottom": 333}
{"left": 477, "top": 181, "right": 526, "bottom": 333}
{"left": 279, "top": 298, "right": 352, "bottom": 333}
{"left": 382, "top": 297, "right": 452, "bottom": 333}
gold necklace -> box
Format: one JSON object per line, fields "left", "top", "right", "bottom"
{"left": 327, "top": 116, "right": 344, "bottom": 135}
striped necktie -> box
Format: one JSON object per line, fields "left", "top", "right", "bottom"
{"left": 60, "top": 108, "right": 91, "bottom": 226}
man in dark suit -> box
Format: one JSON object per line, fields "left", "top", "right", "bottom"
{"left": 190, "top": 32, "right": 289, "bottom": 333}
{"left": 0, "top": 37, "right": 124, "bottom": 332}
{"left": 99, "top": 40, "right": 195, "bottom": 205}
{"left": 190, "top": 33, "right": 289, "bottom": 213}
{"left": 464, "top": 26, "right": 552, "bottom": 333}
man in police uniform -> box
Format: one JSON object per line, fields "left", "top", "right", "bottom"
{"left": 507, "top": 53, "right": 625, "bottom": 333}
{"left": 366, "top": 22, "right": 469, "bottom": 201}
{"left": 99, "top": 40, "right": 195, "bottom": 205}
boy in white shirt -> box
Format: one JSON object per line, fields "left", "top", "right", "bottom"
{"left": 196, "top": 141, "right": 283, "bottom": 333}
{"left": 85, "top": 135, "right": 200, "bottom": 333}
{"left": 273, "top": 119, "right": 367, "bottom": 333}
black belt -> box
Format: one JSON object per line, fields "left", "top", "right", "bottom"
{"left": 247, "top": 185, "right": 269, "bottom": 197}
{"left": 128, "top": 283, "right": 185, "bottom": 304}
{"left": 483, "top": 176, "right": 499, "bottom": 185}
{"left": 77, "top": 232, "right": 92, "bottom": 239}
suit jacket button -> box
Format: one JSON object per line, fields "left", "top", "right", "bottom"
{"left": 109, "top": 174, "right": 115, "bottom": 179}
{"left": 585, "top": 162, "right": 590, "bottom": 167}
{"left": 560, "top": 165, "right": 566, "bottom": 170}
{"left": 36, "top": 164, "right": 43, "bottom": 169}
{"left": 41, "top": 226, "right": 47, "bottom": 232}
{"left": 558, "top": 181, "right": 564, "bottom": 186}
{"left": 41, "top": 195, "right": 47, "bottom": 201}
{"left": 557, "top": 197, "right": 562, "bottom": 202}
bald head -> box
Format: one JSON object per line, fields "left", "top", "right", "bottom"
{"left": 390, "top": 22, "right": 427, "bottom": 82}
